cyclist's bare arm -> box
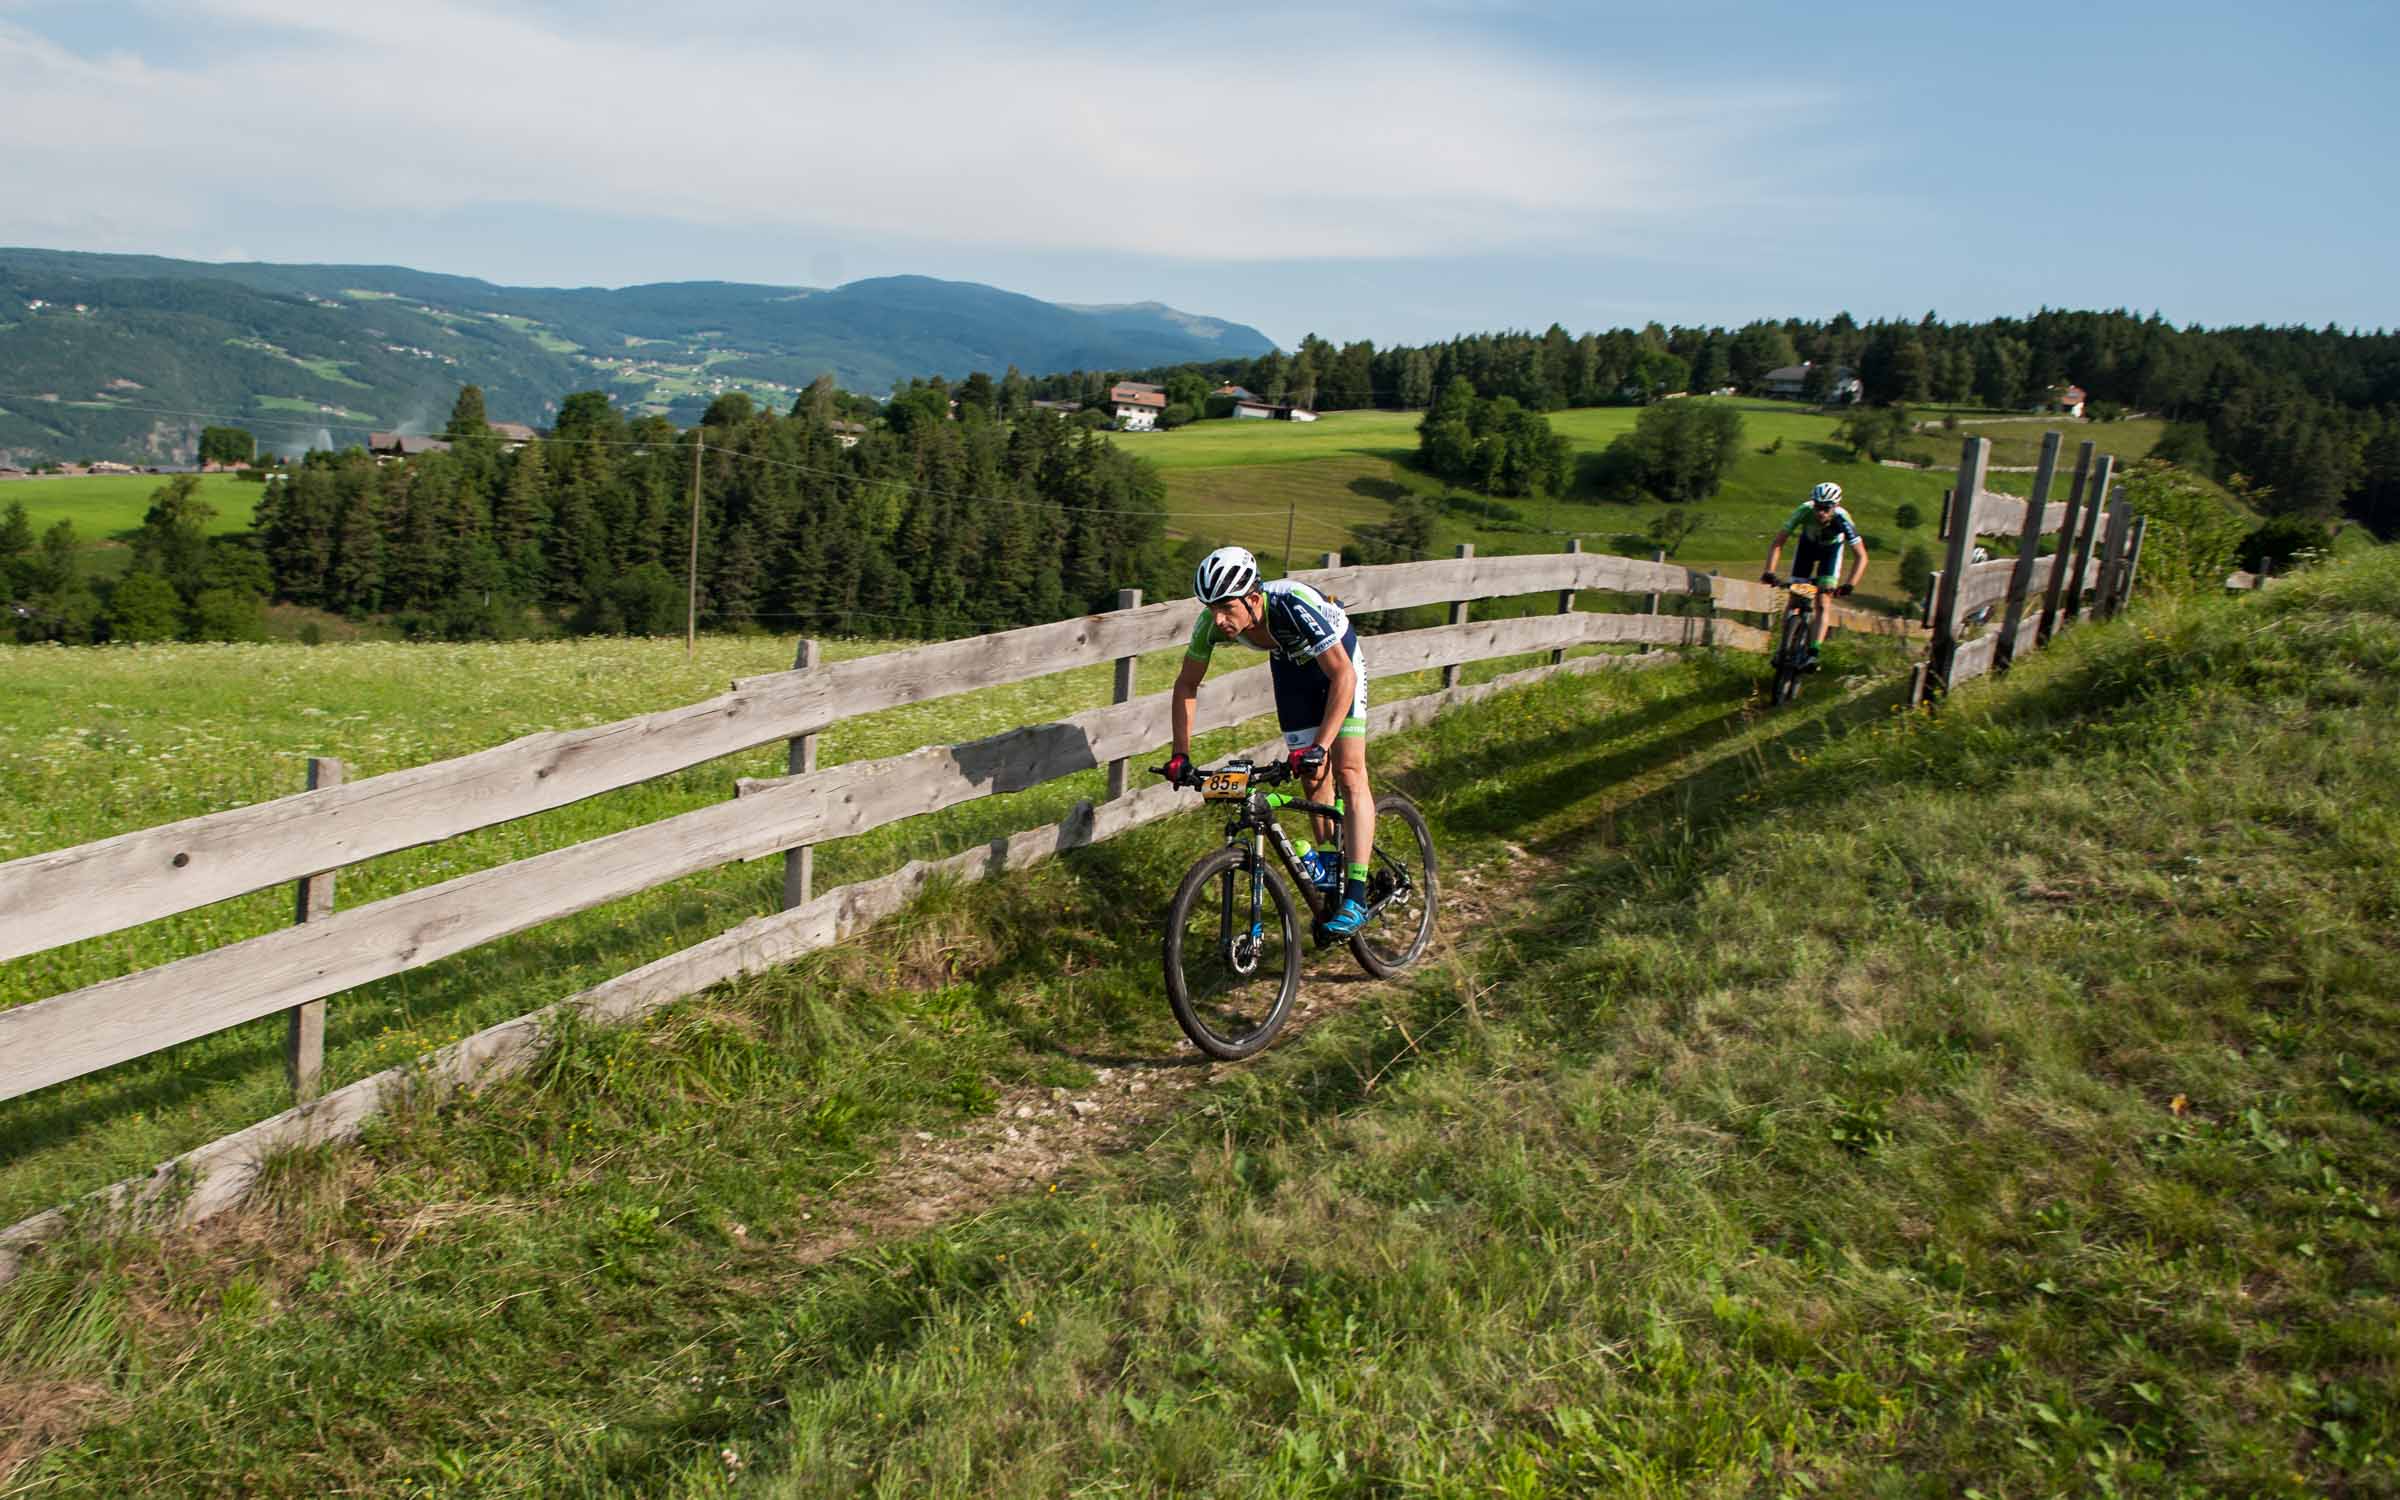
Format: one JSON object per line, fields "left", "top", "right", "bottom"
{"left": 1169, "top": 655, "right": 1207, "bottom": 756}
{"left": 1310, "top": 639, "right": 1355, "bottom": 752}
{"left": 1764, "top": 528, "right": 1791, "bottom": 577}
{"left": 1845, "top": 538, "right": 1869, "bottom": 589}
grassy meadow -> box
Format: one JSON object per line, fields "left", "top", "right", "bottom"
{"left": 3, "top": 550, "right": 2394, "bottom": 1494}
{"left": 1127, "top": 401, "right": 2167, "bottom": 616}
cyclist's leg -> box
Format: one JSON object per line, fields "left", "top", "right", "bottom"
{"left": 1333, "top": 642, "right": 1372, "bottom": 880}
{"left": 1800, "top": 543, "right": 1838, "bottom": 650}
{"left": 1270, "top": 654, "right": 1338, "bottom": 856}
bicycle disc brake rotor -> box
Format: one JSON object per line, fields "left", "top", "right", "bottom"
{"left": 1224, "top": 921, "right": 1265, "bottom": 975}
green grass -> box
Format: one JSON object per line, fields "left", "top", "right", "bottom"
{"left": 6, "top": 552, "right": 2395, "bottom": 1495}
{"left": 0, "top": 473, "right": 260, "bottom": 542}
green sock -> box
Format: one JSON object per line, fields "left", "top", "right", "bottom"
{"left": 1346, "top": 863, "right": 1368, "bottom": 883}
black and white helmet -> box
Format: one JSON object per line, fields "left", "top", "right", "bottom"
{"left": 1810, "top": 482, "right": 1842, "bottom": 507}
{"left": 1193, "top": 545, "right": 1260, "bottom": 605}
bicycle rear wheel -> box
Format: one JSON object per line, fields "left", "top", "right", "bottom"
{"left": 1163, "top": 845, "right": 1302, "bottom": 1059}
{"left": 1348, "top": 792, "right": 1438, "bottom": 978}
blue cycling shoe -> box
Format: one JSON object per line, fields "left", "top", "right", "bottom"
{"left": 1322, "top": 896, "right": 1371, "bottom": 937}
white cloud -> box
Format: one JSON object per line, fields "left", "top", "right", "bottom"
{"left": 0, "top": 2, "right": 1821, "bottom": 268}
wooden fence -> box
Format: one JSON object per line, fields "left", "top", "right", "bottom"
{"left": 1915, "top": 433, "right": 2145, "bottom": 702}
{"left": 0, "top": 543, "right": 1928, "bottom": 1276}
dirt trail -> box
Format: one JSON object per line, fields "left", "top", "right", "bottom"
{"left": 741, "top": 843, "right": 1557, "bottom": 1274}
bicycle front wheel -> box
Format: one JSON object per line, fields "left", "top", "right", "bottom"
{"left": 1772, "top": 611, "right": 1805, "bottom": 705}
{"left": 1349, "top": 792, "right": 1438, "bottom": 978}
{"left": 1163, "top": 846, "right": 1302, "bottom": 1060}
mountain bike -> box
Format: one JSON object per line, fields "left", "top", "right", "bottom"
{"left": 1768, "top": 577, "right": 1822, "bottom": 706}
{"left": 1151, "top": 757, "right": 1437, "bottom": 1059}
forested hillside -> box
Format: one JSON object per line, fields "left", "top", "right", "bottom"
{"left": 1049, "top": 312, "right": 2400, "bottom": 536}
{"left": 0, "top": 250, "right": 1275, "bottom": 465}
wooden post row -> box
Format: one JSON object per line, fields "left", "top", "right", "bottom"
{"left": 2036, "top": 440, "right": 2096, "bottom": 645}
{"left": 1995, "top": 430, "right": 2062, "bottom": 671}
{"left": 780, "top": 639, "right": 822, "bottom": 911}
{"left": 1106, "top": 588, "right": 1143, "bottom": 799}
{"left": 1443, "top": 544, "right": 1473, "bottom": 691}
{"left": 1549, "top": 538, "right": 1583, "bottom": 666}
{"left": 286, "top": 756, "right": 343, "bottom": 1103}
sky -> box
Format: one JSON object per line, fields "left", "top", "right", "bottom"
{"left": 2, "top": 0, "right": 2395, "bottom": 349}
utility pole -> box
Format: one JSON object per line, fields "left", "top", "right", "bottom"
{"left": 686, "top": 434, "right": 703, "bottom": 658}
{"left": 1280, "top": 493, "right": 1297, "bottom": 577}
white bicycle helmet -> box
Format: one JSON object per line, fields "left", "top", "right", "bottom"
{"left": 1810, "top": 482, "right": 1842, "bottom": 507}
{"left": 1193, "top": 545, "right": 1261, "bottom": 604}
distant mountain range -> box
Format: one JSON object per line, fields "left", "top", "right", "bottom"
{"left": 0, "top": 249, "right": 1278, "bottom": 464}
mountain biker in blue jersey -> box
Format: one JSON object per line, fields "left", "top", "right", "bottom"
{"left": 1161, "top": 545, "right": 1376, "bottom": 937}
{"left": 1761, "top": 481, "right": 1869, "bottom": 669}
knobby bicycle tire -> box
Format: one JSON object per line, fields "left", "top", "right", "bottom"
{"left": 1772, "top": 605, "right": 1808, "bottom": 705}
{"left": 1163, "top": 845, "right": 1302, "bottom": 1059}
{"left": 1348, "top": 792, "right": 1439, "bottom": 978}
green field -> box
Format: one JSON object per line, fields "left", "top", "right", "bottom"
{"left": 4, "top": 553, "right": 2394, "bottom": 1494}
{"left": 1128, "top": 401, "right": 2152, "bottom": 615}
{"left": 0, "top": 472, "right": 261, "bottom": 542}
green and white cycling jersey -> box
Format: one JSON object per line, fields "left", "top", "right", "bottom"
{"left": 1185, "top": 579, "right": 1354, "bottom": 665}
{"left": 1187, "top": 579, "right": 1368, "bottom": 742}
{"left": 1783, "top": 501, "right": 1862, "bottom": 550}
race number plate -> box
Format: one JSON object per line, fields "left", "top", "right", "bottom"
{"left": 1789, "top": 582, "right": 1819, "bottom": 600}
{"left": 1201, "top": 767, "right": 1251, "bottom": 801}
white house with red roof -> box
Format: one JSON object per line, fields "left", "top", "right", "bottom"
{"left": 1108, "top": 381, "right": 1167, "bottom": 431}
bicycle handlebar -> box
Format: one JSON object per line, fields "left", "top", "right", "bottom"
{"left": 1150, "top": 757, "right": 1293, "bottom": 790}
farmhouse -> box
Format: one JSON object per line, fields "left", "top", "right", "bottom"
{"left": 2035, "top": 384, "right": 2088, "bottom": 418}
{"left": 1232, "top": 399, "right": 1318, "bottom": 422}
{"left": 486, "top": 421, "right": 540, "bottom": 447}
{"left": 830, "top": 419, "right": 867, "bottom": 449}
{"left": 369, "top": 432, "right": 453, "bottom": 460}
{"left": 1212, "top": 384, "right": 1258, "bottom": 402}
{"left": 1029, "top": 398, "right": 1082, "bottom": 416}
{"left": 1759, "top": 362, "right": 1862, "bottom": 404}
{"left": 1108, "top": 381, "right": 1167, "bottom": 431}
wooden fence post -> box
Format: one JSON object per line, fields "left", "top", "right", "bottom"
{"left": 2114, "top": 516, "right": 2149, "bottom": 614}
{"left": 1442, "top": 544, "right": 1473, "bottom": 690}
{"left": 779, "top": 639, "right": 822, "bottom": 911}
{"left": 1929, "top": 436, "right": 1990, "bottom": 694}
{"left": 2061, "top": 454, "right": 2114, "bottom": 624}
{"left": 1641, "top": 546, "right": 1665, "bottom": 654}
{"left": 2094, "top": 492, "right": 2134, "bottom": 617}
{"left": 1322, "top": 551, "right": 1341, "bottom": 570}
{"left": 1550, "top": 537, "right": 1582, "bottom": 666}
{"left": 286, "top": 756, "right": 343, "bottom": 1104}
{"left": 1996, "top": 430, "right": 2062, "bottom": 670}
{"left": 2038, "top": 441, "right": 2096, "bottom": 644}
{"left": 1105, "top": 588, "right": 1142, "bottom": 799}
